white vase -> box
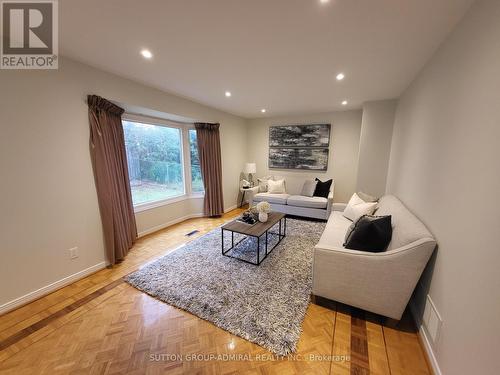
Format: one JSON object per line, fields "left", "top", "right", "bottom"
{"left": 258, "top": 212, "right": 268, "bottom": 222}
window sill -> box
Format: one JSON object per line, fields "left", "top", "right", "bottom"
{"left": 133, "top": 193, "right": 205, "bottom": 213}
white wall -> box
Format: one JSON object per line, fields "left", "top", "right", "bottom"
{"left": 356, "top": 100, "right": 397, "bottom": 197}
{"left": 386, "top": 0, "right": 500, "bottom": 373}
{"left": 246, "top": 111, "right": 362, "bottom": 203}
{"left": 0, "top": 57, "right": 247, "bottom": 309}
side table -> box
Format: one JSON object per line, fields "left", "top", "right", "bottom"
{"left": 239, "top": 186, "right": 259, "bottom": 207}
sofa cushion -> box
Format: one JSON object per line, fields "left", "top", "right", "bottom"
{"left": 357, "top": 191, "right": 378, "bottom": 202}
{"left": 257, "top": 177, "right": 271, "bottom": 192}
{"left": 300, "top": 179, "right": 317, "bottom": 197}
{"left": 268, "top": 179, "right": 286, "bottom": 193}
{"left": 344, "top": 215, "right": 392, "bottom": 252}
{"left": 287, "top": 195, "right": 328, "bottom": 209}
{"left": 317, "top": 211, "right": 352, "bottom": 248}
{"left": 375, "top": 195, "right": 433, "bottom": 250}
{"left": 252, "top": 192, "right": 290, "bottom": 205}
{"left": 313, "top": 178, "right": 333, "bottom": 198}
{"left": 343, "top": 193, "right": 377, "bottom": 222}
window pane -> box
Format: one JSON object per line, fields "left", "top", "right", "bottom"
{"left": 189, "top": 129, "right": 204, "bottom": 193}
{"left": 123, "top": 120, "right": 184, "bottom": 205}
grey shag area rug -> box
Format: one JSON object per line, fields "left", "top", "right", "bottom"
{"left": 125, "top": 218, "right": 325, "bottom": 355}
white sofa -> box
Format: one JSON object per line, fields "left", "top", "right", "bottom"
{"left": 312, "top": 195, "right": 436, "bottom": 320}
{"left": 249, "top": 179, "right": 334, "bottom": 220}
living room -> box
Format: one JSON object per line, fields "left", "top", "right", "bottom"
{"left": 0, "top": 0, "right": 498, "bottom": 374}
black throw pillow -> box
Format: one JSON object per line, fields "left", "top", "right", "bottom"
{"left": 344, "top": 215, "right": 392, "bottom": 252}
{"left": 313, "top": 178, "right": 332, "bottom": 198}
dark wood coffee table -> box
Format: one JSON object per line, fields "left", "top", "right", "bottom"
{"left": 221, "top": 212, "right": 286, "bottom": 265}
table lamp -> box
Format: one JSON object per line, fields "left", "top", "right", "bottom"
{"left": 243, "top": 162, "right": 257, "bottom": 186}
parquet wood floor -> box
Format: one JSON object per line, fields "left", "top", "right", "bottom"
{"left": 0, "top": 208, "right": 432, "bottom": 374}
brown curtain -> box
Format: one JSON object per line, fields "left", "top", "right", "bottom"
{"left": 88, "top": 95, "right": 137, "bottom": 265}
{"left": 195, "top": 122, "right": 224, "bottom": 216}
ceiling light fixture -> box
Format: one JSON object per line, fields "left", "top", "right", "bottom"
{"left": 261, "top": 109, "right": 266, "bottom": 113}
{"left": 320, "top": 0, "right": 330, "bottom": 4}
{"left": 225, "top": 91, "right": 232, "bottom": 97}
{"left": 140, "top": 49, "right": 153, "bottom": 59}
{"left": 336, "top": 73, "right": 345, "bottom": 81}
{"left": 342, "top": 100, "right": 348, "bottom": 106}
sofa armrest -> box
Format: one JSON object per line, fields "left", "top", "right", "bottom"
{"left": 325, "top": 191, "right": 335, "bottom": 216}
{"left": 312, "top": 238, "right": 436, "bottom": 319}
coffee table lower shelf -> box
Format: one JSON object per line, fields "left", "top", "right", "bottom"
{"left": 221, "top": 216, "right": 286, "bottom": 266}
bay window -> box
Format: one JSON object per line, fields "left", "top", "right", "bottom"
{"left": 122, "top": 116, "right": 203, "bottom": 211}
{"left": 189, "top": 129, "right": 204, "bottom": 193}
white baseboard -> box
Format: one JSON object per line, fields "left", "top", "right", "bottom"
{"left": 0, "top": 261, "right": 107, "bottom": 316}
{"left": 138, "top": 213, "right": 205, "bottom": 237}
{"left": 409, "top": 301, "right": 442, "bottom": 375}
{"left": 224, "top": 204, "right": 238, "bottom": 213}
{"left": 0, "top": 205, "right": 241, "bottom": 316}
{"left": 418, "top": 323, "right": 442, "bottom": 375}
{"left": 138, "top": 204, "right": 240, "bottom": 238}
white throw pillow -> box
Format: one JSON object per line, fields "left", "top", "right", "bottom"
{"left": 257, "top": 178, "right": 270, "bottom": 193}
{"left": 300, "top": 179, "right": 317, "bottom": 197}
{"left": 357, "top": 191, "right": 378, "bottom": 203}
{"left": 268, "top": 179, "right": 286, "bottom": 194}
{"left": 343, "top": 193, "right": 377, "bottom": 222}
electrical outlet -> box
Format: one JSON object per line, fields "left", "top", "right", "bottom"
{"left": 423, "top": 295, "right": 442, "bottom": 344}
{"left": 69, "top": 247, "right": 79, "bottom": 259}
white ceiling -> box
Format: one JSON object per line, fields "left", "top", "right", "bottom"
{"left": 60, "top": 0, "right": 474, "bottom": 118}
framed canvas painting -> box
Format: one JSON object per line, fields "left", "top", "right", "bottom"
{"left": 268, "top": 148, "right": 329, "bottom": 171}
{"left": 269, "top": 124, "right": 330, "bottom": 148}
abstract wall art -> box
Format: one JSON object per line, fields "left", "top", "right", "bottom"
{"left": 268, "top": 124, "right": 331, "bottom": 170}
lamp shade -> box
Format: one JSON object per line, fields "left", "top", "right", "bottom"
{"left": 244, "top": 162, "right": 256, "bottom": 174}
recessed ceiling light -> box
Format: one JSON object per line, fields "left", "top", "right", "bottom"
{"left": 320, "top": 0, "right": 330, "bottom": 3}
{"left": 261, "top": 109, "right": 266, "bottom": 113}
{"left": 336, "top": 73, "right": 345, "bottom": 81}
{"left": 140, "top": 49, "right": 153, "bottom": 59}
{"left": 225, "top": 91, "right": 232, "bottom": 97}
{"left": 342, "top": 100, "right": 348, "bottom": 106}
